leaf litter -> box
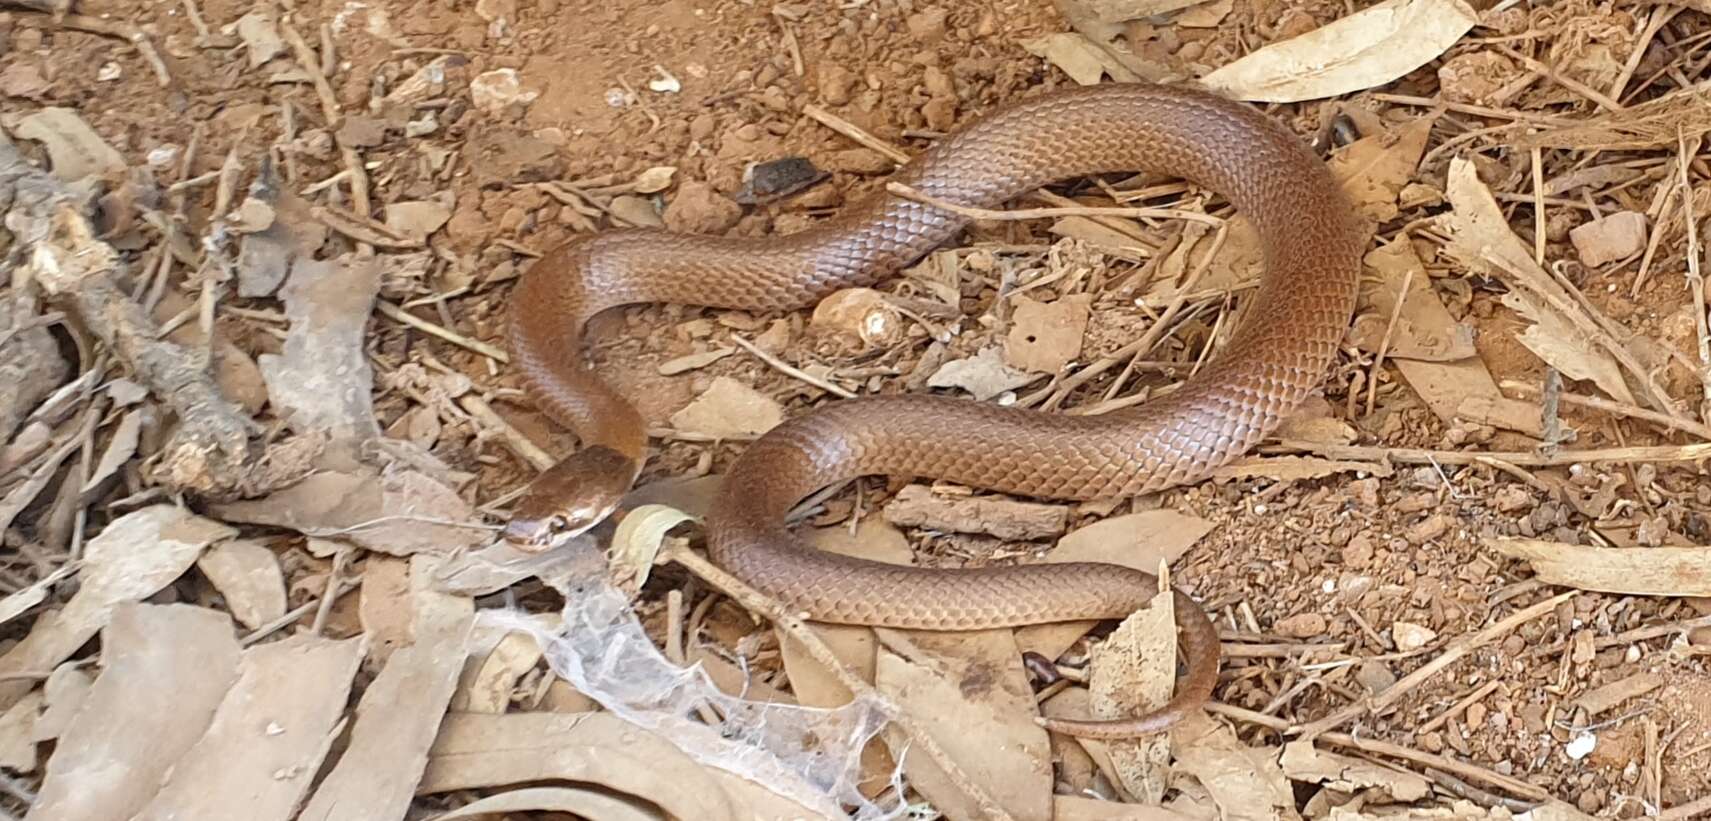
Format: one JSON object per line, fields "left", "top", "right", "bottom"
{"left": 6, "top": 0, "right": 1711, "bottom": 818}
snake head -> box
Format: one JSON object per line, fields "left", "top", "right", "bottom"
{"left": 503, "top": 446, "right": 641, "bottom": 551}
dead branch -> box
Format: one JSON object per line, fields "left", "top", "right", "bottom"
{"left": 3, "top": 142, "right": 257, "bottom": 498}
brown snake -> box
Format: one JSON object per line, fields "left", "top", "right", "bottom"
{"left": 503, "top": 82, "right": 1365, "bottom": 738}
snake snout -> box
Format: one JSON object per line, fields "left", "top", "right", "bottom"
{"left": 503, "top": 445, "right": 641, "bottom": 552}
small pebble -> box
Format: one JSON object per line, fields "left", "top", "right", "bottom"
{"left": 1274, "top": 613, "right": 1327, "bottom": 638}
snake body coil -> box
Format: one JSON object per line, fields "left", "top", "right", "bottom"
{"left": 505, "top": 83, "right": 1365, "bottom": 737}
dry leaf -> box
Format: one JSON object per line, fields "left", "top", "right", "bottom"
{"left": 235, "top": 11, "right": 286, "bottom": 67}
{"left": 32, "top": 663, "right": 93, "bottom": 742}
{"left": 1352, "top": 242, "right": 1477, "bottom": 363}
{"left": 1143, "top": 216, "right": 1264, "bottom": 302}
{"left": 0, "top": 506, "right": 233, "bottom": 710}
{"left": 1089, "top": 587, "right": 1176, "bottom": 802}
{"left": 384, "top": 200, "right": 453, "bottom": 241}
{"left": 0, "top": 689, "right": 42, "bottom": 771}
{"left": 212, "top": 468, "right": 486, "bottom": 556}
{"left": 1279, "top": 740, "right": 1430, "bottom": 801}
{"left": 927, "top": 345, "right": 1041, "bottom": 400}
{"left": 1077, "top": 0, "right": 1206, "bottom": 21}
{"left": 634, "top": 165, "right": 677, "bottom": 193}
{"left": 258, "top": 253, "right": 383, "bottom": 441}
{"left": 1019, "top": 33, "right": 1128, "bottom": 86}
{"left": 0, "top": 563, "right": 77, "bottom": 629}
{"left": 30, "top": 604, "right": 241, "bottom": 821}
{"left": 450, "top": 619, "right": 551, "bottom": 713}
{"left": 1200, "top": 0, "right": 1479, "bottom": 102}
{"left": 1055, "top": 794, "right": 1204, "bottom": 819}
{"left": 423, "top": 786, "right": 664, "bottom": 821}
{"left": 1361, "top": 238, "right": 1544, "bottom": 435}
{"left": 1005, "top": 294, "right": 1092, "bottom": 373}
{"left": 195, "top": 538, "right": 287, "bottom": 630}
{"left": 420, "top": 712, "right": 748, "bottom": 821}
{"left": 1170, "top": 717, "right": 1299, "bottom": 821}
{"left": 669, "top": 376, "right": 784, "bottom": 438}
{"left": 82, "top": 408, "right": 142, "bottom": 494}
{"left": 132, "top": 633, "right": 367, "bottom": 821}
{"left": 1574, "top": 671, "right": 1667, "bottom": 716}
{"left": 360, "top": 556, "right": 416, "bottom": 666}
{"left": 874, "top": 629, "right": 1052, "bottom": 821}
{"left": 5, "top": 107, "right": 126, "bottom": 181}
{"left": 1487, "top": 537, "right": 1711, "bottom": 596}
{"left": 609, "top": 504, "right": 696, "bottom": 596}
{"left": 811, "top": 288, "right": 903, "bottom": 347}
{"left": 657, "top": 347, "right": 734, "bottom": 375}
{"left": 1328, "top": 117, "right": 1434, "bottom": 223}
{"left": 470, "top": 68, "right": 539, "bottom": 113}
{"left": 1438, "top": 158, "right": 1636, "bottom": 406}
{"left": 1176, "top": 0, "right": 1233, "bottom": 27}
{"left": 297, "top": 607, "right": 473, "bottom": 821}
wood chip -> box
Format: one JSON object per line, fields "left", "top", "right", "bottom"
{"left": 1575, "top": 671, "right": 1668, "bottom": 716}
{"left": 1488, "top": 537, "right": 1711, "bottom": 596}
{"left": 1569, "top": 211, "right": 1648, "bottom": 267}
{"left": 882, "top": 483, "right": 1068, "bottom": 540}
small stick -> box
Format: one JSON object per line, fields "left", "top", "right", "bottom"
{"left": 801, "top": 103, "right": 909, "bottom": 164}
{"left": 374, "top": 300, "right": 508, "bottom": 363}
{"left": 661, "top": 543, "right": 1019, "bottom": 821}
{"left": 1371, "top": 92, "right": 1578, "bottom": 126}
{"left": 3, "top": 6, "right": 173, "bottom": 86}
{"left": 1495, "top": 45, "right": 1624, "bottom": 111}
{"left": 887, "top": 182, "right": 1224, "bottom": 226}
{"left": 1530, "top": 140, "right": 1547, "bottom": 265}
{"left": 456, "top": 392, "right": 554, "bottom": 471}
{"left": 310, "top": 547, "right": 352, "bottom": 636}
{"left": 240, "top": 579, "right": 360, "bottom": 646}
{"left": 1207, "top": 702, "right": 1552, "bottom": 802}
{"left": 1418, "top": 679, "right": 1504, "bottom": 734}
{"left": 1365, "top": 268, "right": 1413, "bottom": 417}
{"left": 729, "top": 334, "right": 856, "bottom": 399}
{"left": 1595, "top": 613, "right": 1711, "bottom": 650}
{"left": 1679, "top": 129, "right": 1711, "bottom": 419}
{"left": 1292, "top": 591, "right": 1576, "bottom": 737}
{"left": 280, "top": 20, "right": 343, "bottom": 128}
{"left": 1661, "top": 793, "right": 1711, "bottom": 821}
{"left": 1270, "top": 439, "right": 1711, "bottom": 467}
{"left": 1499, "top": 380, "right": 1711, "bottom": 440}
{"left": 1425, "top": 767, "right": 1541, "bottom": 813}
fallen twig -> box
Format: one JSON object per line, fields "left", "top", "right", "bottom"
{"left": 1271, "top": 439, "right": 1711, "bottom": 467}
{"left": 729, "top": 334, "right": 856, "bottom": 399}
{"left": 887, "top": 182, "right": 1224, "bottom": 227}
{"left": 2, "top": 3, "right": 172, "bottom": 86}
{"left": 1499, "top": 380, "right": 1711, "bottom": 440}
{"left": 1291, "top": 591, "right": 1576, "bottom": 737}
{"left": 7, "top": 143, "right": 255, "bottom": 498}
{"left": 1208, "top": 702, "right": 1552, "bottom": 802}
